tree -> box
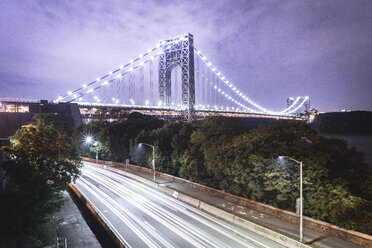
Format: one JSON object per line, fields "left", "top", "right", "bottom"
{"left": 0, "top": 119, "right": 82, "bottom": 236}
{"left": 3, "top": 120, "right": 81, "bottom": 191}
{"left": 78, "top": 112, "right": 164, "bottom": 163}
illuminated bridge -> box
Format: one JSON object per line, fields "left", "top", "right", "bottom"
{"left": 54, "top": 33, "right": 310, "bottom": 121}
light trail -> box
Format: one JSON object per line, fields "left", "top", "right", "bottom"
{"left": 84, "top": 166, "right": 269, "bottom": 247}
{"left": 74, "top": 162, "right": 285, "bottom": 248}
{"left": 82, "top": 169, "right": 252, "bottom": 248}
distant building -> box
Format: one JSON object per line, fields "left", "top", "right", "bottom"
{"left": 0, "top": 97, "right": 82, "bottom": 139}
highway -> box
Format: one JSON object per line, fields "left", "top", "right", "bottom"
{"left": 75, "top": 162, "right": 285, "bottom": 248}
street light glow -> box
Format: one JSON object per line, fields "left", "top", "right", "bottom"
{"left": 84, "top": 135, "right": 94, "bottom": 145}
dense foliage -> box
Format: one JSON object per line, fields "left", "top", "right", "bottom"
{"left": 78, "top": 113, "right": 372, "bottom": 234}
{"left": 0, "top": 115, "right": 82, "bottom": 239}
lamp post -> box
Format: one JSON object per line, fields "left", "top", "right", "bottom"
{"left": 139, "top": 143, "right": 155, "bottom": 183}
{"left": 84, "top": 135, "right": 98, "bottom": 164}
{"left": 279, "top": 155, "right": 303, "bottom": 243}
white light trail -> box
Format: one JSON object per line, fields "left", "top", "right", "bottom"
{"left": 80, "top": 164, "right": 272, "bottom": 248}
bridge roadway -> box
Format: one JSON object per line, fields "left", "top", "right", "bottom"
{"left": 77, "top": 102, "right": 304, "bottom": 121}
{"left": 75, "top": 162, "right": 285, "bottom": 248}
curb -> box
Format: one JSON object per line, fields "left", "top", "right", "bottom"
{"left": 68, "top": 183, "right": 126, "bottom": 248}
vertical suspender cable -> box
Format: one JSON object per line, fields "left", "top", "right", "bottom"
{"left": 175, "top": 66, "right": 178, "bottom": 107}
{"left": 140, "top": 66, "right": 144, "bottom": 104}
{"left": 129, "top": 71, "right": 134, "bottom": 103}
{"left": 150, "top": 60, "right": 153, "bottom": 105}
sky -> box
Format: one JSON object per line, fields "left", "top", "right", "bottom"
{"left": 1, "top": 0, "right": 372, "bottom": 112}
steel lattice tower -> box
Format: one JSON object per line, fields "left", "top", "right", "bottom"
{"left": 158, "top": 34, "right": 195, "bottom": 116}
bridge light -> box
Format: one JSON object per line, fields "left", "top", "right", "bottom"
{"left": 68, "top": 91, "right": 72, "bottom": 95}
{"left": 214, "top": 85, "right": 217, "bottom": 89}
{"left": 96, "top": 77, "right": 100, "bottom": 81}
{"left": 73, "top": 94, "right": 78, "bottom": 98}
{"left": 94, "top": 96, "right": 98, "bottom": 100}
{"left": 116, "top": 74, "right": 122, "bottom": 79}
{"left": 130, "top": 60, "right": 134, "bottom": 64}
{"left": 147, "top": 49, "right": 151, "bottom": 53}
{"left": 83, "top": 84, "right": 87, "bottom": 88}
{"left": 78, "top": 97, "right": 83, "bottom": 101}
{"left": 97, "top": 99, "right": 100, "bottom": 102}
{"left": 140, "top": 62, "right": 144, "bottom": 66}
{"left": 112, "top": 97, "right": 115, "bottom": 101}
{"left": 88, "top": 89, "right": 94, "bottom": 93}
{"left": 150, "top": 56, "right": 154, "bottom": 60}
{"left": 128, "top": 68, "right": 133, "bottom": 72}
{"left": 119, "top": 65, "right": 124, "bottom": 69}
{"left": 103, "top": 81, "right": 108, "bottom": 85}
{"left": 145, "top": 100, "right": 149, "bottom": 105}
{"left": 218, "top": 89, "right": 221, "bottom": 92}
{"left": 108, "top": 71, "right": 112, "bottom": 75}
{"left": 115, "top": 99, "right": 119, "bottom": 104}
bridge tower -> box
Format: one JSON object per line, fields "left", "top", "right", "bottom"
{"left": 158, "top": 34, "right": 195, "bottom": 117}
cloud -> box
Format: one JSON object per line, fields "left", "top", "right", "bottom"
{"left": 1, "top": 0, "right": 371, "bottom": 111}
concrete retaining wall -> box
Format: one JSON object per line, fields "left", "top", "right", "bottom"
{"left": 82, "top": 157, "right": 372, "bottom": 247}
{"left": 68, "top": 183, "right": 125, "bottom": 248}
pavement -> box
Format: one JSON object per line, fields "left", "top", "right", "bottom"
{"left": 53, "top": 191, "right": 101, "bottom": 248}
{"left": 75, "top": 162, "right": 285, "bottom": 248}
{"left": 105, "top": 162, "right": 363, "bottom": 248}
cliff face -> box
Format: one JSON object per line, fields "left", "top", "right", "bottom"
{"left": 311, "top": 111, "right": 372, "bottom": 135}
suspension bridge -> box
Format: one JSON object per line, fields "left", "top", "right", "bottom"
{"left": 54, "top": 33, "right": 309, "bottom": 121}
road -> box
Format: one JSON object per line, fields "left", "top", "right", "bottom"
{"left": 75, "top": 162, "right": 285, "bottom": 248}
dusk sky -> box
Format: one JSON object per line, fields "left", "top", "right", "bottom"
{"left": 1, "top": 0, "right": 372, "bottom": 112}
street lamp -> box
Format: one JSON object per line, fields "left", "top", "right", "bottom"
{"left": 84, "top": 135, "right": 98, "bottom": 164}
{"left": 278, "top": 155, "right": 304, "bottom": 243}
{"left": 139, "top": 143, "right": 156, "bottom": 183}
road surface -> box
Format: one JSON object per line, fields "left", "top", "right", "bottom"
{"left": 75, "top": 162, "right": 285, "bottom": 248}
